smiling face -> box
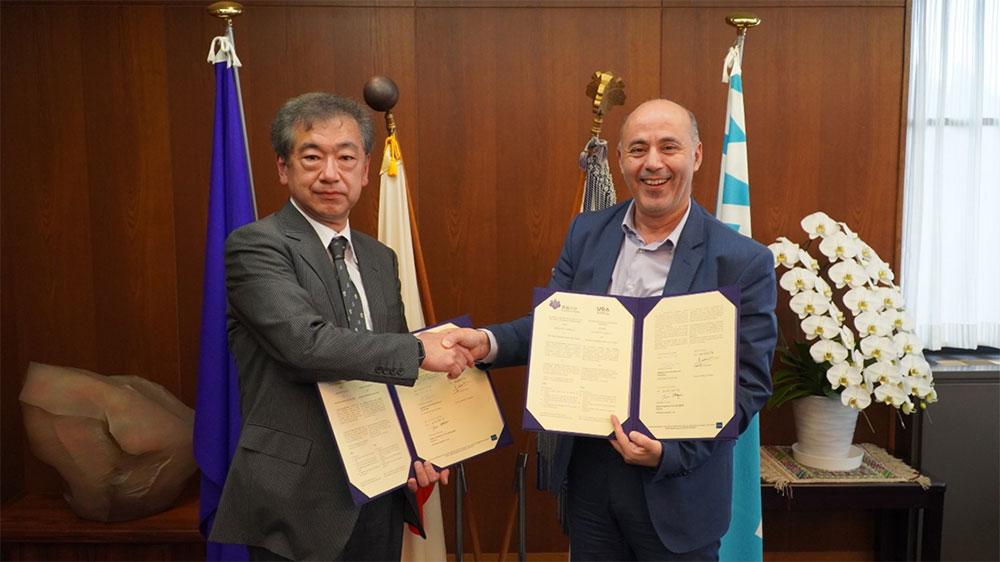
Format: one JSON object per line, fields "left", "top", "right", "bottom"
{"left": 277, "top": 115, "right": 370, "bottom": 232}
{"left": 617, "top": 100, "right": 703, "bottom": 230}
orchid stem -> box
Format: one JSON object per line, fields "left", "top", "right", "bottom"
{"left": 861, "top": 410, "right": 876, "bottom": 433}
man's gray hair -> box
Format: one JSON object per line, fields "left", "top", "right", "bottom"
{"left": 270, "top": 92, "right": 375, "bottom": 160}
{"left": 686, "top": 109, "right": 700, "bottom": 143}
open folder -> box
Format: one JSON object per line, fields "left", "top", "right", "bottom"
{"left": 523, "top": 287, "right": 741, "bottom": 441}
{"left": 318, "top": 317, "right": 510, "bottom": 506}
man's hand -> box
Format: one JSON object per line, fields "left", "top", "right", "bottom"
{"left": 609, "top": 414, "right": 662, "bottom": 468}
{"left": 407, "top": 460, "right": 449, "bottom": 492}
{"left": 416, "top": 330, "right": 474, "bottom": 378}
{"left": 441, "top": 327, "right": 491, "bottom": 362}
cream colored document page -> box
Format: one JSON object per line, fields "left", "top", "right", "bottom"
{"left": 639, "top": 291, "right": 736, "bottom": 439}
{"left": 395, "top": 323, "right": 505, "bottom": 467}
{"left": 317, "top": 380, "right": 410, "bottom": 500}
{"left": 526, "top": 291, "right": 633, "bottom": 436}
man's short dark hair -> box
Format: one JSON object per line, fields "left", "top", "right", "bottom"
{"left": 270, "top": 92, "right": 375, "bottom": 160}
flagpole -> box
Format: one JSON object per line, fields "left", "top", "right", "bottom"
{"left": 364, "top": 76, "right": 482, "bottom": 562}
{"left": 363, "top": 76, "right": 437, "bottom": 325}
{"left": 718, "top": 12, "right": 764, "bottom": 562}
{"left": 726, "top": 12, "right": 761, "bottom": 54}
{"left": 208, "top": 1, "right": 257, "bottom": 219}
{"left": 197, "top": 4, "right": 257, "bottom": 561}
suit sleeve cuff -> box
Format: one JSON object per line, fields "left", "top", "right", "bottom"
{"left": 654, "top": 440, "right": 689, "bottom": 482}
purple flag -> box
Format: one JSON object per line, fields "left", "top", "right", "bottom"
{"left": 194, "top": 33, "right": 256, "bottom": 562}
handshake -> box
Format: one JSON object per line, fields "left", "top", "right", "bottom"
{"left": 415, "top": 328, "right": 492, "bottom": 378}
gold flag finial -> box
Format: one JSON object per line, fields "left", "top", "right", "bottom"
{"left": 208, "top": 1, "right": 244, "bottom": 25}
{"left": 726, "top": 12, "right": 761, "bottom": 36}
{"left": 585, "top": 71, "right": 626, "bottom": 137}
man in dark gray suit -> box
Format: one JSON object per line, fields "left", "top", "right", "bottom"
{"left": 209, "top": 92, "right": 471, "bottom": 561}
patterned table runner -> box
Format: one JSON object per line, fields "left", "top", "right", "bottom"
{"left": 761, "top": 443, "right": 931, "bottom": 492}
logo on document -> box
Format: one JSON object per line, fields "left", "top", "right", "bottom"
{"left": 548, "top": 298, "right": 561, "bottom": 310}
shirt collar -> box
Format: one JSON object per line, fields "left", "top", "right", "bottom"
{"left": 289, "top": 198, "right": 357, "bottom": 264}
{"left": 621, "top": 199, "right": 692, "bottom": 250}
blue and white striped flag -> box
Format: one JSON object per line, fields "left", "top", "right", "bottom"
{"left": 194, "top": 29, "right": 257, "bottom": 562}
{"left": 716, "top": 36, "right": 764, "bottom": 562}
{"left": 717, "top": 38, "right": 752, "bottom": 234}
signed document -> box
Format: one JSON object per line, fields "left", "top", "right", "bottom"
{"left": 524, "top": 288, "right": 739, "bottom": 440}
{"left": 319, "top": 318, "right": 509, "bottom": 505}
{"left": 525, "top": 291, "right": 633, "bottom": 436}
{"left": 395, "top": 324, "right": 507, "bottom": 468}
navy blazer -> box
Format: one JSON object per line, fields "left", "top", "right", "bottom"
{"left": 487, "top": 199, "right": 777, "bottom": 552}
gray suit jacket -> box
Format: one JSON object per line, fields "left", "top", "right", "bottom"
{"left": 209, "top": 201, "right": 423, "bottom": 560}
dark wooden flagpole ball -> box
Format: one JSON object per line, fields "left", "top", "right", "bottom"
{"left": 363, "top": 76, "right": 399, "bottom": 112}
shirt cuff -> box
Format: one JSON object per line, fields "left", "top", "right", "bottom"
{"left": 479, "top": 328, "right": 499, "bottom": 364}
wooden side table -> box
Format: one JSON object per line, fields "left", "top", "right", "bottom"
{"left": 762, "top": 479, "right": 947, "bottom": 561}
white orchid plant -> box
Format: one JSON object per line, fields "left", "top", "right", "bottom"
{"left": 767, "top": 212, "right": 938, "bottom": 414}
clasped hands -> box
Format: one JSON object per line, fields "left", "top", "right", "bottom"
{"left": 406, "top": 328, "right": 491, "bottom": 491}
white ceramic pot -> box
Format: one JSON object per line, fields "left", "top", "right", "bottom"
{"left": 791, "top": 395, "right": 863, "bottom": 470}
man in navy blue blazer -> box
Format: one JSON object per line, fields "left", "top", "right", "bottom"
{"left": 446, "top": 99, "right": 777, "bottom": 560}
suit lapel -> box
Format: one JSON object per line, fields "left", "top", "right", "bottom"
{"left": 663, "top": 201, "right": 706, "bottom": 297}
{"left": 590, "top": 205, "right": 629, "bottom": 294}
{"left": 276, "top": 202, "right": 347, "bottom": 325}
{"left": 353, "top": 234, "right": 387, "bottom": 333}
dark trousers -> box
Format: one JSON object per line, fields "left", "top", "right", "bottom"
{"left": 566, "top": 438, "right": 721, "bottom": 562}
{"left": 248, "top": 491, "right": 405, "bottom": 561}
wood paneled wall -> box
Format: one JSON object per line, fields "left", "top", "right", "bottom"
{"left": 1, "top": 0, "right": 908, "bottom": 556}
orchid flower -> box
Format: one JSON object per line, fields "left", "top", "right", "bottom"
{"left": 809, "top": 339, "right": 849, "bottom": 364}
{"left": 860, "top": 335, "right": 898, "bottom": 360}
{"left": 827, "top": 302, "right": 846, "bottom": 325}
{"left": 890, "top": 310, "right": 915, "bottom": 331}
{"left": 857, "top": 241, "right": 881, "bottom": 264}
{"left": 892, "top": 332, "right": 923, "bottom": 355}
{"left": 827, "top": 362, "right": 863, "bottom": 389}
{"left": 801, "top": 212, "right": 840, "bottom": 239}
{"left": 910, "top": 377, "right": 936, "bottom": 400}
{"left": 819, "top": 231, "right": 861, "bottom": 261}
{"left": 813, "top": 276, "right": 833, "bottom": 298}
{"left": 899, "top": 354, "right": 932, "bottom": 379}
{"left": 854, "top": 311, "right": 893, "bottom": 337}
{"left": 841, "top": 384, "right": 872, "bottom": 409}
{"left": 779, "top": 268, "right": 817, "bottom": 295}
{"left": 839, "top": 325, "right": 856, "bottom": 349}
{"left": 876, "top": 287, "right": 904, "bottom": 310}
{"left": 789, "top": 290, "right": 830, "bottom": 319}
{"left": 798, "top": 249, "right": 820, "bottom": 273}
{"left": 802, "top": 314, "right": 841, "bottom": 340}
{"left": 864, "top": 360, "right": 902, "bottom": 386}
{"left": 865, "top": 260, "right": 895, "bottom": 285}
{"left": 874, "top": 382, "right": 909, "bottom": 407}
{"left": 768, "top": 237, "right": 801, "bottom": 268}
{"left": 843, "top": 286, "right": 876, "bottom": 315}
{"left": 828, "top": 259, "right": 868, "bottom": 289}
